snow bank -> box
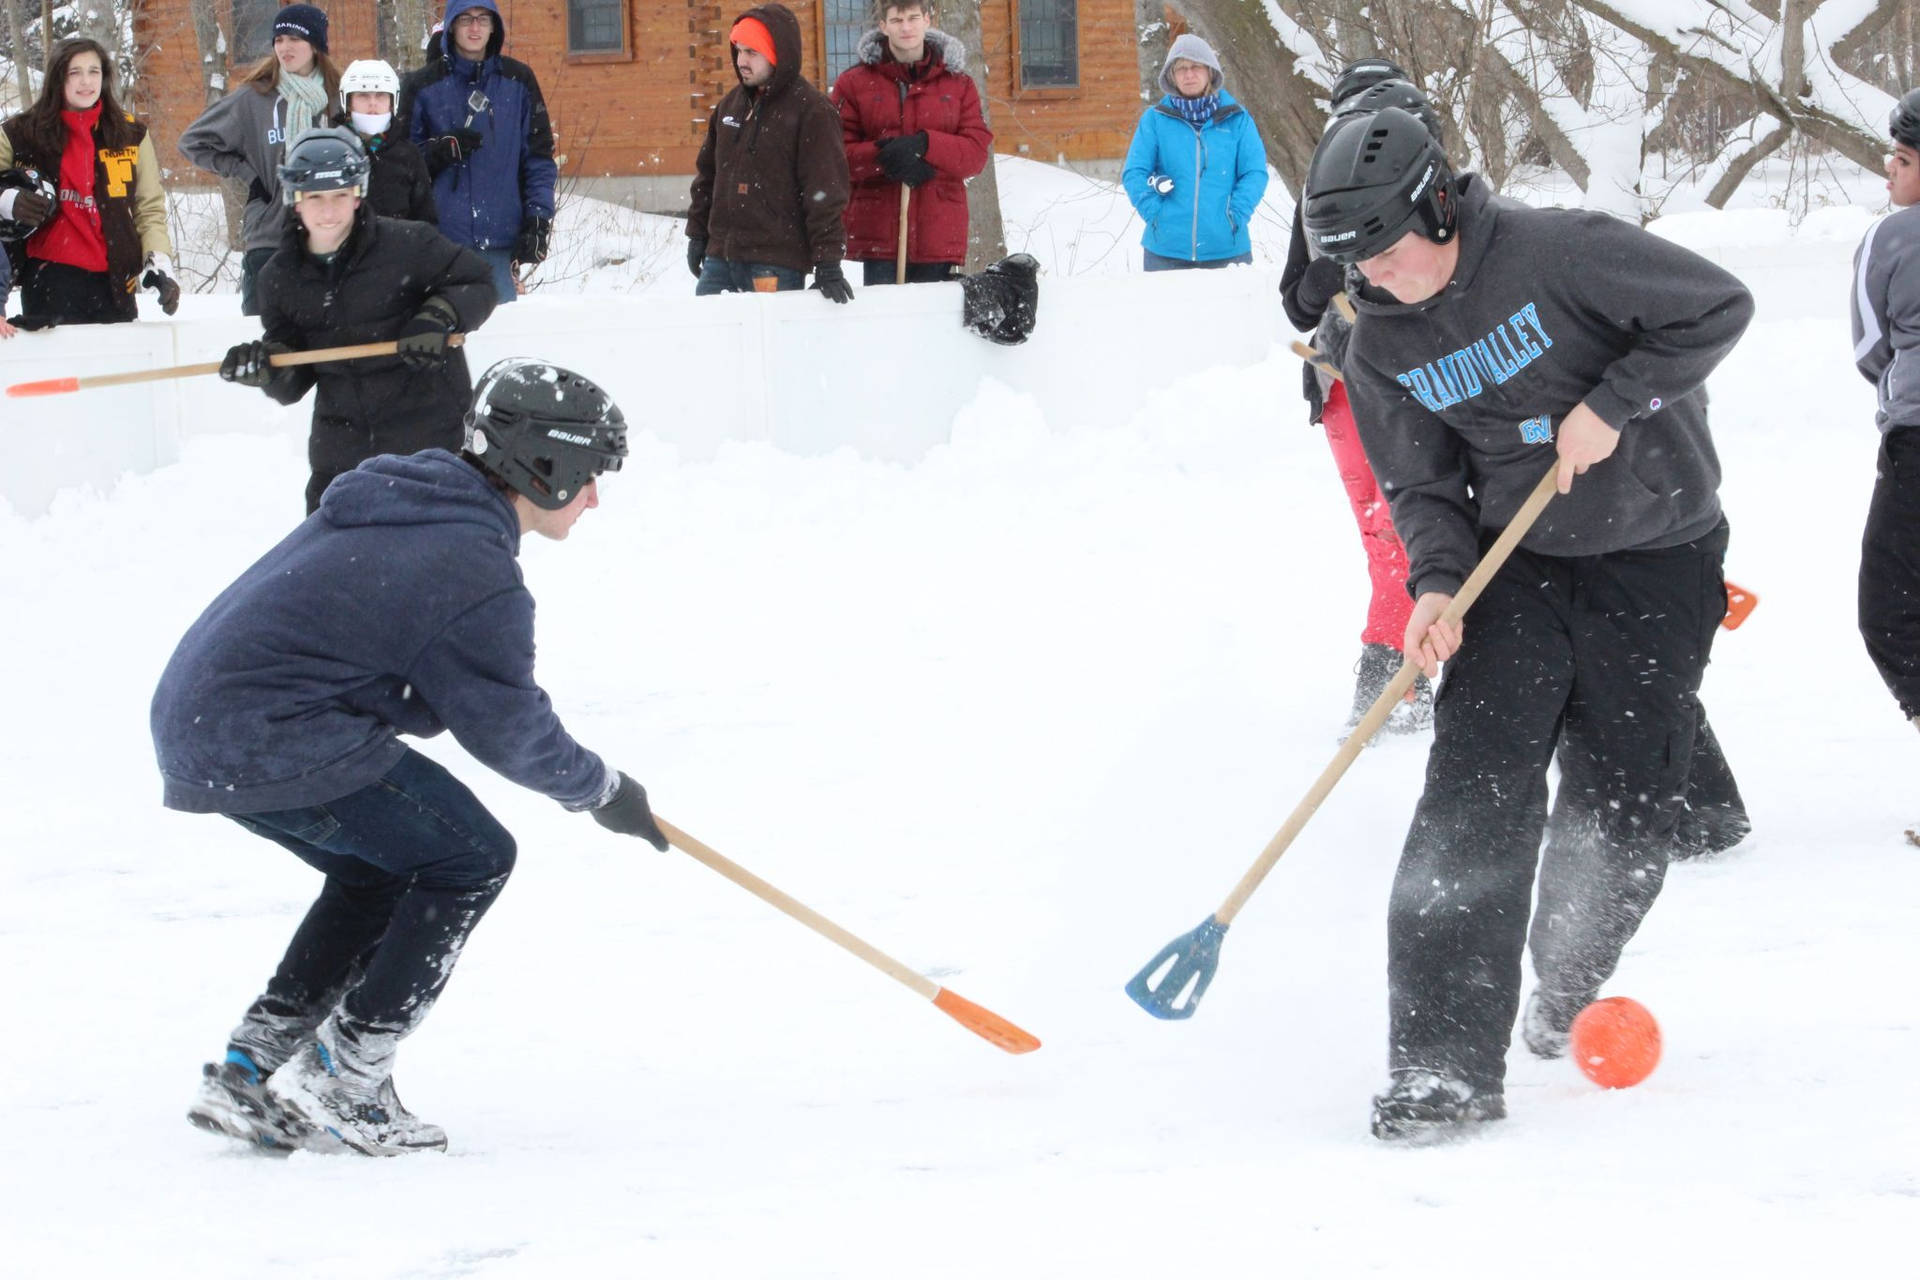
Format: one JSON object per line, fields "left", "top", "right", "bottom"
{"left": 0, "top": 268, "right": 1285, "bottom": 518}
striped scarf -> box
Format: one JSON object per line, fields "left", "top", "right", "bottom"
{"left": 1168, "top": 93, "right": 1219, "bottom": 126}
{"left": 277, "top": 69, "right": 330, "bottom": 145}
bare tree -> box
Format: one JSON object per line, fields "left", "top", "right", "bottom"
{"left": 940, "top": 0, "right": 1007, "bottom": 267}
{"left": 1137, "top": 0, "right": 1172, "bottom": 103}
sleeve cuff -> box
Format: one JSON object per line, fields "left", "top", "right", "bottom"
{"left": 1581, "top": 385, "right": 1643, "bottom": 432}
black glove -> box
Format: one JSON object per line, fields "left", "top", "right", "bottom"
{"left": 426, "top": 129, "right": 484, "bottom": 172}
{"left": 142, "top": 252, "right": 181, "bottom": 315}
{"left": 1295, "top": 255, "right": 1345, "bottom": 318}
{"left": 960, "top": 253, "right": 1040, "bottom": 346}
{"left": 396, "top": 296, "right": 459, "bottom": 371}
{"left": 219, "top": 339, "right": 290, "bottom": 389}
{"left": 877, "top": 133, "right": 936, "bottom": 188}
{"left": 812, "top": 260, "right": 854, "bottom": 305}
{"left": 8, "top": 187, "right": 54, "bottom": 229}
{"left": 686, "top": 236, "right": 707, "bottom": 278}
{"left": 590, "top": 772, "right": 669, "bottom": 850}
{"left": 515, "top": 216, "right": 552, "bottom": 267}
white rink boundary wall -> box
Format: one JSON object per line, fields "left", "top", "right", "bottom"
{"left": 1, "top": 269, "right": 1286, "bottom": 518}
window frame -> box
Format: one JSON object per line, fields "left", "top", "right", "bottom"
{"left": 565, "top": 0, "right": 634, "bottom": 64}
{"left": 1010, "top": 0, "right": 1081, "bottom": 97}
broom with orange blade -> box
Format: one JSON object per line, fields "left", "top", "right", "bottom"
{"left": 4, "top": 336, "right": 468, "bottom": 397}
{"left": 652, "top": 817, "right": 1040, "bottom": 1054}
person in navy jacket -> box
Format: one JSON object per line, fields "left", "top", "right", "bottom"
{"left": 159, "top": 363, "right": 668, "bottom": 1157}
{"left": 397, "top": 0, "right": 556, "bottom": 302}
{"left": 1121, "top": 34, "right": 1268, "bottom": 271}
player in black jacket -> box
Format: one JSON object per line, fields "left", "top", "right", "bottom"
{"left": 220, "top": 128, "right": 494, "bottom": 512}
{"left": 335, "top": 59, "right": 436, "bottom": 224}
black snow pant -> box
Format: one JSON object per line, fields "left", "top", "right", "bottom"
{"left": 859, "top": 260, "right": 960, "bottom": 286}
{"left": 306, "top": 412, "right": 464, "bottom": 515}
{"left": 1859, "top": 424, "right": 1920, "bottom": 719}
{"left": 221, "top": 749, "right": 516, "bottom": 1078}
{"left": 1387, "top": 520, "right": 1728, "bottom": 1094}
{"left": 17, "top": 259, "right": 130, "bottom": 327}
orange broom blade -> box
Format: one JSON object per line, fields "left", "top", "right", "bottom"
{"left": 7, "top": 377, "right": 82, "bottom": 397}
{"left": 932, "top": 987, "right": 1042, "bottom": 1054}
{"left": 1722, "top": 580, "right": 1759, "bottom": 630}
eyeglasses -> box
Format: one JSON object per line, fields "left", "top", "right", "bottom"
{"left": 453, "top": 13, "right": 494, "bottom": 27}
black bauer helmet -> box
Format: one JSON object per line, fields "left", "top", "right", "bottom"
{"left": 1303, "top": 107, "right": 1456, "bottom": 265}
{"left": 465, "top": 359, "right": 628, "bottom": 510}
{"left": 1334, "top": 78, "right": 1444, "bottom": 145}
{"left": 1329, "top": 58, "right": 1408, "bottom": 112}
{"left": 1892, "top": 88, "right": 1920, "bottom": 149}
{"left": 278, "top": 126, "right": 370, "bottom": 207}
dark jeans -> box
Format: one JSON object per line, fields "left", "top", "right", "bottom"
{"left": 1860, "top": 425, "right": 1920, "bottom": 718}
{"left": 19, "top": 259, "right": 128, "bottom": 325}
{"left": 305, "top": 413, "right": 464, "bottom": 514}
{"left": 858, "top": 260, "right": 960, "bottom": 286}
{"left": 694, "top": 257, "right": 806, "bottom": 296}
{"left": 239, "top": 246, "right": 277, "bottom": 317}
{"left": 1142, "top": 248, "right": 1253, "bottom": 272}
{"left": 224, "top": 749, "right": 516, "bottom": 1070}
{"left": 1388, "top": 521, "right": 1728, "bottom": 1093}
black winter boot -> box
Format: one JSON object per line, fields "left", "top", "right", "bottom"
{"left": 1370, "top": 1069, "right": 1506, "bottom": 1142}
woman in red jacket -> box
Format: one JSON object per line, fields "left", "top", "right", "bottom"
{"left": 831, "top": 2, "right": 992, "bottom": 285}
{"left": 0, "top": 37, "right": 177, "bottom": 327}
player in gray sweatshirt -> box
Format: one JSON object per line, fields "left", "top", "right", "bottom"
{"left": 1303, "top": 106, "right": 1754, "bottom": 1141}
{"left": 1851, "top": 87, "right": 1920, "bottom": 758}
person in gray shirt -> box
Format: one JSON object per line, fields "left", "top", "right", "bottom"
{"left": 1303, "top": 106, "right": 1753, "bottom": 1141}
{"left": 1852, "top": 87, "right": 1920, "bottom": 785}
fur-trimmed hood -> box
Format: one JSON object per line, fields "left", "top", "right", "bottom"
{"left": 856, "top": 27, "right": 966, "bottom": 76}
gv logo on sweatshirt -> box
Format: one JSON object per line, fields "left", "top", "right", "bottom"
{"left": 1394, "top": 302, "right": 1555, "bottom": 414}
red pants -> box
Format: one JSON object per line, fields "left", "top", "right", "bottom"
{"left": 1321, "top": 382, "right": 1413, "bottom": 647}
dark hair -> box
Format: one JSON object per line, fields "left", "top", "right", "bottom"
{"left": 460, "top": 450, "right": 518, "bottom": 496}
{"left": 238, "top": 48, "right": 343, "bottom": 106}
{"left": 872, "top": 0, "right": 932, "bottom": 21}
{"left": 14, "top": 38, "right": 140, "bottom": 160}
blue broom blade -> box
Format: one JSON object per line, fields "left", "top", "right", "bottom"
{"left": 1125, "top": 915, "right": 1228, "bottom": 1019}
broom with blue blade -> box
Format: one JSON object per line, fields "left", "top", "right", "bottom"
{"left": 1127, "top": 464, "right": 1563, "bottom": 1019}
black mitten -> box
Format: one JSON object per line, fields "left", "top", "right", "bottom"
{"left": 1294, "top": 255, "right": 1345, "bottom": 318}
{"left": 396, "top": 296, "right": 459, "bottom": 371}
{"left": 812, "top": 260, "right": 854, "bottom": 305}
{"left": 590, "top": 773, "right": 670, "bottom": 851}
{"left": 687, "top": 237, "right": 707, "bottom": 278}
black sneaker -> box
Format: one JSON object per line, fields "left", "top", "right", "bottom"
{"left": 1670, "top": 803, "right": 1752, "bottom": 860}
{"left": 1521, "top": 988, "right": 1589, "bottom": 1059}
{"left": 1342, "top": 644, "right": 1402, "bottom": 744}
{"left": 186, "top": 1050, "right": 306, "bottom": 1155}
{"left": 1370, "top": 1070, "right": 1506, "bottom": 1142}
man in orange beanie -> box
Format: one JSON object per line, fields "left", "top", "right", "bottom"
{"left": 687, "top": 5, "right": 853, "bottom": 301}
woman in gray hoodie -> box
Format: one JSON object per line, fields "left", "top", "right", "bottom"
{"left": 179, "top": 4, "right": 340, "bottom": 315}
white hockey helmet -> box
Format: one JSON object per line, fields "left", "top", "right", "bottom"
{"left": 338, "top": 59, "right": 401, "bottom": 111}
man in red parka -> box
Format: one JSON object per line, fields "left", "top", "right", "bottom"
{"left": 831, "top": 2, "right": 992, "bottom": 285}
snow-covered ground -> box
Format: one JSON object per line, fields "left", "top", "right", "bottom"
{"left": 4, "top": 160, "right": 1916, "bottom": 1277}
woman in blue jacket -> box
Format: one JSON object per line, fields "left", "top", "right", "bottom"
{"left": 1122, "top": 34, "right": 1269, "bottom": 270}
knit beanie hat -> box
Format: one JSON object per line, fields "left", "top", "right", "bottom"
{"left": 1160, "top": 33, "right": 1222, "bottom": 96}
{"left": 274, "top": 4, "right": 330, "bottom": 55}
{"left": 729, "top": 16, "right": 778, "bottom": 65}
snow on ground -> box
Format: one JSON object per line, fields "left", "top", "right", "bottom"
{"left": 3, "top": 164, "right": 1917, "bottom": 1278}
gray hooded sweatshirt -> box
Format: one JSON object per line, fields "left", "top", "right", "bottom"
{"left": 179, "top": 86, "right": 295, "bottom": 253}
{"left": 1851, "top": 203, "right": 1920, "bottom": 432}
{"left": 1344, "top": 176, "right": 1753, "bottom": 599}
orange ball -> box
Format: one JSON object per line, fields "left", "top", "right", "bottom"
{"left": 1569, "top": 996, "right": 1662, "bottom": 1088}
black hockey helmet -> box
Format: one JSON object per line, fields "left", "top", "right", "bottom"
{"left": 465, "top": 359, "right": 627, "bottom": 510}
{"left": 0, "top": 165, "right": 56, "bottom": 239}
{"left": 1303, "top": 107, "right": 1456, "bottom": 265}
{"left": 1892, "top": 88, "right": 1920, "bottom": 149}
{"left": 1329, "top": 58, "right": 1408, "bottom": 112}
{"left": 277, "top": 127, "right": 370, "bottom": 206}
{"left": 1334, "top": 78, "right": 1444, "bottom": 145}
